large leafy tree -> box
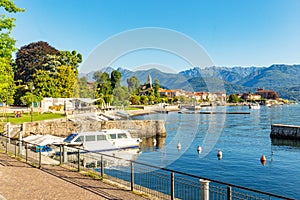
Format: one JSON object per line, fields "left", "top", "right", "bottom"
{"left": 0, "top": 0, "right": 24, "bottom": 105}
{"left": 15, "top": 41, "right": 59, "bottom": 84}
{"left": 54, "top": 65, "right": 77, "bottom": 98}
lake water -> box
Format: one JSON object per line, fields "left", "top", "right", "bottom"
{"left": 133, "top": 104, "right": 300, "bottom": 199}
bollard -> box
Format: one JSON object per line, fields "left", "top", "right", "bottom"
{"left": 227, "top": 186, "right": 232, "bottom": 200}
{"left": 131, "top": 161, "right": 134, "bottom": 191}
{"left": 200, "top": 179, "right": 210, "bottom": 200}
{"left": 171, "top": 172, "right": 175, "bottom": 200}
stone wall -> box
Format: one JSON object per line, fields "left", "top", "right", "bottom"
{"left": 21, "top": 119, "right": 166, "bottom": 138}
{"left": 271, "top": 124, "right": 300, "bottom": 139}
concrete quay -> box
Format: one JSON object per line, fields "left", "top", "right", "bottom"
{"left": 271, "top": 124, "right": 300, "bottom": 139}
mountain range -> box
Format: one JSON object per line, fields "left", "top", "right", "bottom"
{"left": 80, "top": 64, "right": 300, "bottom": 100}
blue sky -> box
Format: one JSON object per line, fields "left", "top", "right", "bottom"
{"left": 9, "top": 0, "right": 300, "bottom": 72}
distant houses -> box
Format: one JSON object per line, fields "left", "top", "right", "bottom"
{"left": 239, "top": 88, "right": 279, "bottom": 102}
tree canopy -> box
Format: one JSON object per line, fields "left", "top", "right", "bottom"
{"left": 0, "top": 0, "right": 24, "bottom": 104}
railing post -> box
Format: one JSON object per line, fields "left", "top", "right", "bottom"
{"left": 227, "top": 186, "right": 232, "bottom": 200}
{"left": 200, "top": 179, "right": 210, "bottom": 200}
{"left": 14, "top": 140, "right": 17, "bottom": 158}
{"left": 101, "top": 155, "right": 104, "bottom": 177}
{"left": 59, "top": 145, "right": 62, "bottom": 165}
{"left": 131, "top": 161, "right": 134, "bottom": 191}
{"left": 63, "top": 145, "right": 67, "bottom": 163}
{"left": 5, "top": 136, "right": 8, "bottom": 153}
{"left": 7, "top": 122, "right": 10, "bottom": 144}
{"left": 19, "top": 133, "right": 22, "bottom": 155}
{"left": 38, "top": 147, "right": 42, "bottom": 169}
{"left": 25, "top": 143, "right": 28, "bottom": 163}
{"left": 77, "top": 149, "right": 80, "bottom": 172}
{"left": 171, "top": 172, "right": 175, "bottom": 200}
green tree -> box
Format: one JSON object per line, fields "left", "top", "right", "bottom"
{"left": 0, "top": 57, "right": 15, "bottom": 104}
{"left": 0, "top": 0, "right": 24, "bottom": 60}
{"left": 15, "top": 41, "right": 59, "bottom": 84}
{"left": 129, "top": 95, "right": 140, "bottom": 105}
{"left": 127, "top": 76, "right": 140, "bottom": 94}
{"left": 111, "top": 70, "right": 121, "bottom": 89}
{"left": 0, "top": 0, "right": 24, "bottom": 105}
{"left": 228, "top": 94, "right": 239, "bottom": 103}
{"left": 113, "top": 86, "right": 129, "bottom": 106}
{"left": 59, "top": 50, "right": 82, "bottom": 76}
{"left": 76, "top": 76, "right": 93, "bottom": 98}
{"left": 54, "top": 65, "right": 77, "bottom": 98}
{"left": 154, "top": 79, "right": 160, "bottom": 98}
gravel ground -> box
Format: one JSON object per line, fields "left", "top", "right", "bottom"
{"left": 0, "top": 152, "right": 149, "bottom": 200}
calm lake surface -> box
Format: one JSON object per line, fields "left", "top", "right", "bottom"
{"left": 133, "top": 104, "right": 300, "bottom": 199}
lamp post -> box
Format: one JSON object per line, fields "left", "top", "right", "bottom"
{"left": 30, "top": 84, "right": 35, "bottom": 122}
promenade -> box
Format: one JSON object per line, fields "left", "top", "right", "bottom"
{"left": 0, "top": 153, "right": 148, "bottom": 200}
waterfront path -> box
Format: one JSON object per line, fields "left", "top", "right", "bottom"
{"left": 0, "top": 153, "right": 148, "bottom": 200}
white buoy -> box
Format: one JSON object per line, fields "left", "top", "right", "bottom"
{"left": 217, "top": 150, "right": 222, "bottom": 159}
{"left": 177, "top": 141, "right": 181, "bottom": 150}
{"left": 197, "top": 145, "right": 202, "bottom": 153}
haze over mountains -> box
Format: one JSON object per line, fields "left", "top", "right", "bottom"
{"left": 80, "top": 64, "right": 300, "bottom": 100}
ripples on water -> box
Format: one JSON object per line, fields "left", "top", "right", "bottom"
{"left": 134, "top": 104, "right": 300, "bottom": 199}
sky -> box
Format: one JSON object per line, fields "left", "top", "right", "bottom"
{"left": 7, "top": 0, "right": 300, "bottom": 73}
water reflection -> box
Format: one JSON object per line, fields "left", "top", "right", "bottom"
{"left": 271, "top": 138, "right": 300, "bottom": 148}
{"left": 139, "top": 135, "right": 166, "bottom": 151}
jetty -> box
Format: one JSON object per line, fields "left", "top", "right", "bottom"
{"left": 178, "top": 111, "right": 250, "bottom": 115}
{"left": 271, "top": 124, "right": 300, "bottom": 139}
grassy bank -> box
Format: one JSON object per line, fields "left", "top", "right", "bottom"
{"left": 0, "top": 112, "right": 65, "bottom": 124}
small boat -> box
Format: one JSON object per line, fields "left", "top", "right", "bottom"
{"left": 183, "top": 105, "right": 201, "bottom": 111}
{"left": 63, "top": 129, "right": 141, "bottom": 152}
{"left": 63, "top": 129, "right": 142, "bottom": 167}
{"left": 249, "top": 103, "right": 260, "bottom": 109}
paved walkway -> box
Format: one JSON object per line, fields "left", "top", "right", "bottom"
{"left": 0, "top": 152, "right": 149, "bottom": 200}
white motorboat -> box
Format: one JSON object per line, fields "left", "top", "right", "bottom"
{"left": 63, "top": 129, "right": 141, "bottom": 152}
{"left": 248, "top": 103, "right": 260, "bottom": 109}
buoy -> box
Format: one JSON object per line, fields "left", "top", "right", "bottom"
{"left": 177, "top": 141, "right": 181, "bottom": 150}
{"left": 217, "top": 150, "right": 222, "bottom": 160}
{"left": 153, "top": 138, "right": 157, "bottom": 146}
{"left": 197, "top": 145, "right": 202, "bottom": 153}
{"left": 260, "top": 155, "right": 266, "bottom": 162}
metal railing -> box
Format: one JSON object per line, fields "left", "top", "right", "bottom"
{"left": 0, "top": 134, "right": 294, "bottom": 200}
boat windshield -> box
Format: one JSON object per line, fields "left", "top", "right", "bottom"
{"left": 107, "top": 134, "right": 116, "bottom": 139}
{"left": 74, "top": 136, "right": 83, "bottom": 143}
{"left": 64, "top": 133, "right": 78, "bottom": 142}
{"left": 118, "top": 133, "right": 128, "bottom": 139}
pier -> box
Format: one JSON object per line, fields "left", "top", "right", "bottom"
{"left": 271, "top": 124, "right": 300, "bottom": 139}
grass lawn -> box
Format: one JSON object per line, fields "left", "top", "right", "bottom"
{"left": 0, "top": 112, "right": 65, "bottom": 124}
